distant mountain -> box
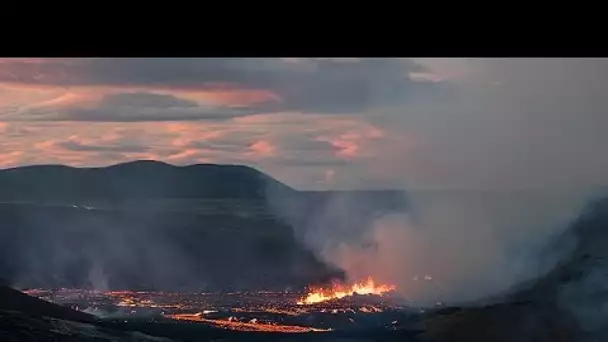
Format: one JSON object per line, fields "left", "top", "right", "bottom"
{"left": 0, "top": 160, "right": 294, "bottom": 200}
{"left": 0, "top": 161, "right": 412, "bottom": 292}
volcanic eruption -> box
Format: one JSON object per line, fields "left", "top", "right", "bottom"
{"left": 296, "top": 276, "right": 396, "bottom": 305}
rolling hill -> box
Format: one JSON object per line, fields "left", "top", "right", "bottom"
{"left": 0, "top": 160, "right": 294, "bottom": 201}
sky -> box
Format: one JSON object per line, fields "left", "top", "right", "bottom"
{"left": 1, "top": 58, "right": 607, "bottom": 190}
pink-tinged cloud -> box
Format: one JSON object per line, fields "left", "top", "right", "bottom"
{"left": 314, "top": 124, "right": 388, "bottom": 159}
{"left": 32, "top": 139, "right": 92, "bottom": 165}
{"left": 166, "top": 122, "right": 196, "bottom": 133}
{"left": 33, "top": 140, "right": 57, "bottom": 150}
{"left": 0, "top": 111, "right": 407, "bottom": 189}
{"left": 248, "top": 140, "right": 276, "bottom": 158}
{"left": 324, "top": 169, "right": 336, "bottom": 183}
{"left": 164, "top": 122, "right": 229, "bottom": 149}
{"left": 367, "top": 126, "right": 385, "bottom": 139}
{"left": 232, "top": 112, "right": 304, "bottom": 125}
{"left": 165, "top": 149, "right": 215, "bottom": 164}
{"left": 178, "top": 87, "right": 281, "bottom": 107}
{"left": 327, "top": 138, "right": 360, "bottom": 158}
{"left": 0, "top": 151, "right": 23, "bottom": 168}
{"left": 27, "top": 91, "right": 84, "bottom": 109}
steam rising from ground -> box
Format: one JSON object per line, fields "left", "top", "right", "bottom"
{"left": 268, "top": 59, "right": 608, "bottom": 307}
{"left": 331, "top": 192, "right": 591, "bottom": 304}
{"left": 268, "top": 59, "right": 608, "bottom": 309}
{"left": 269, "top": 191, "right": 590, "bottom": 305}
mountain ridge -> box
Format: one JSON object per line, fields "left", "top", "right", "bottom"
{"left": 0, "top": 160, "right": 294, "bottom": 201}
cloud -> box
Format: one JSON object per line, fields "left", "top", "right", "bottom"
{"left": 2, "top": 58, "right": 608, "bottom": 191}
{"left": 23, "top": 92, "right": 263, "bottom": 122}
{"left": 370, "top": 58, "right": 608, "bottom": 190}
{"left": 100, "top": 92, "right": 199, "bottom": 108}
{"left": 0, "top": 150, "right": 23, "bottom": 168}
{"left": 0, "top": 58, "right": 441, "bottom": 116}
{"left": 247, "top": 140, "right": 276, "bottom": 158}
{"left": 0, "top": 122, "right": 36, "bottom": 137}
{"left": 0, "top": 115, "right": 363, "bottom": 187}
{"left": 55, "top": 139, "right": 150, "bottom": 153}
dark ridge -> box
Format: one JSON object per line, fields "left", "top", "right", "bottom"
{"left": 0, "top": 285, "right": 94, "bottom": 323}
{"left": 413, "top": 198, "right": 608, "bottom": 342}
{"left": 0, "top": 160, "right": 294, "bottom": 200}
{"left": 511, "top": 198, "right": 608, "bottom": 306}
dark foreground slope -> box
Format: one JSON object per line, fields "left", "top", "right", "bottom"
{"left": 0, "top": 285, "right": 180, "bottom": 341}
{"left": 412, "top": 197, "right": 608, "bottom": 342}
{"left": 0, "top": 285, "right": 93, "bottom": 323}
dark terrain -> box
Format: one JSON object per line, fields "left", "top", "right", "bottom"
{"left": 0, "top": 161, "right": 405, "bottom": 291}
{"left": 1, "top": 161, "right": 607, "bottom": 341}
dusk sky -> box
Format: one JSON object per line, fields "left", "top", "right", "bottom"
{"left": 1, "top": 58, "right": 607, "bottom": 190}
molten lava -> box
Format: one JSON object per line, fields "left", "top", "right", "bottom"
{"left": 168, "top": 313, "right": 332, "bottom": 333}
{"left": 296, "top": 277, "right": 396, "bottom": 305}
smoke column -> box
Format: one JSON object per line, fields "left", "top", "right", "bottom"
{"left": 268, "top": 59, "right": 608, "bottom": 306}
{"left": 269, "top": 190, "right": 590, "bottom": 305}
{"left": 322, "top": 191, "right": 590, "bottom": 304}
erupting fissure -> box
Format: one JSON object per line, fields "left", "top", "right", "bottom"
{"left": 296, "top": 277, "right": 396, "bottom": 305}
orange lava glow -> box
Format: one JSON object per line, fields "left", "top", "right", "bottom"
{"left": 296, "top": 277, "right": 396, "bottom": 305}
{"left": 167, "top": 313, "right": 332, "bottom": 333}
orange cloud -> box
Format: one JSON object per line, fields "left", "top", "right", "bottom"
{"left": 32, "top": 139, "right": 91, "bottom": 165}
{"left": 0, "top": 83, "right": 111, "bottom": 114}
{"left": 331, "top": 139, "right": 359, "bottom": 158}
{"left": 27, "top": 91, "right": 84, "bottom": 109}
{"left": 33, "top": 140, "right": 56, "bottom": 150}
{"left": 0, "top": 151, "right": 23, "bottom": 168}
{"left": 165, "top": 122, "right": 226, "bottom": 148}
{"left": 179, "top": 87, "right": 281, "bottom": 107}
{"left": 248, "top": 140, "right": 276, "bottom": 158}
{"left": 0, "top": 112, "right": 408, "bottom": 191}
{"left": 167, "top": 149, "right": 201, "bottom": 161}
{"left": 166, "top": 123, "right": 194, "bottom": 133}
{"left": 315, "top": 124, "right": 387, "bottom": 159}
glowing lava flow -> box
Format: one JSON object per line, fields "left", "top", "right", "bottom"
{"left": 168, "top": 313, "right": 332, "bottom": 333}
{"left": 297, "top": 277, "right": 396, "bottom": 305}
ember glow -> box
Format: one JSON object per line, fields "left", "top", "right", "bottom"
{"left": 23, "top": 287, "right": 409, "bottom": 334}
{"left": 297, "top": 277, "right": 396, "bottom": 305}
{"left": 168, "top": 313, "right": 333, "bottom": 333}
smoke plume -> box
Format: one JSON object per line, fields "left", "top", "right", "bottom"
{"left": 269, "top": 190, "right": 590, "bottom": 305}
{"left": 268, "top": 59, "right": 608, "bottom": 306}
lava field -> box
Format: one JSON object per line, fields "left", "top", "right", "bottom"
{"left": 23, "top": 287, "right": 421, "bottom": 333}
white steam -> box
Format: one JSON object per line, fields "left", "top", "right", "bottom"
{"left": 268, "top": 59, "right": 608, "bottom": 307}
{"left": 319, "top": 191, "right": 589, "bottom": 305}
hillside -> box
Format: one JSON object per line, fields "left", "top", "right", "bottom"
{"left": 413, "top": 197, "right": 608, "bottom": 342}
{"left": 0, "top": 285, "right": 94, "bottom": 323}
{"left": 0, "top": 285, "right": 179, "bottom": 341}
{"left": 0, "top": 160, "right": 294, "bottom": 200}
{"left": 0, "top": 161, "right": 411, "bottom": 291}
